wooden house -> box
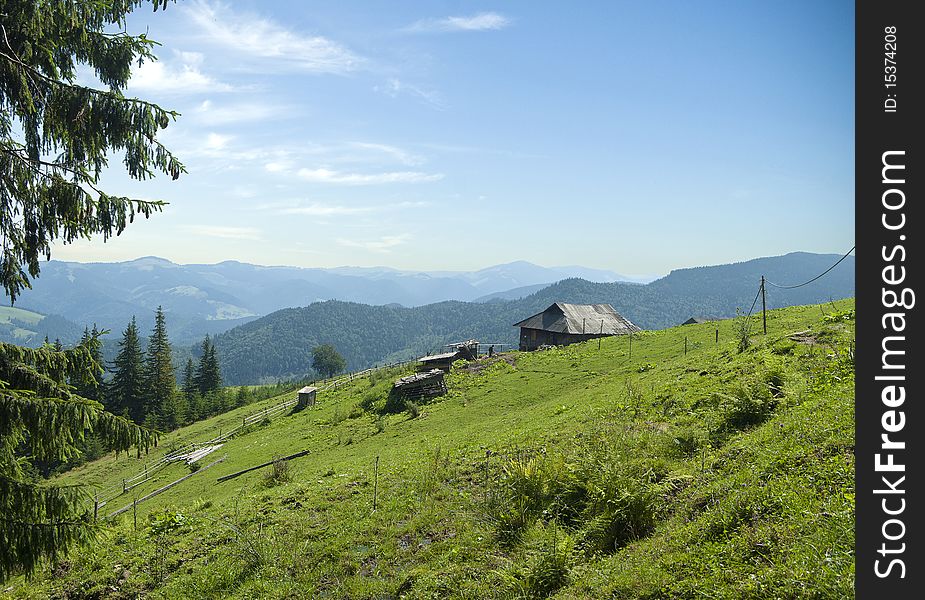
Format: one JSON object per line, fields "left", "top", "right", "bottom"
{"left": 513, "top": 302, "right": 640, "bottom": 351}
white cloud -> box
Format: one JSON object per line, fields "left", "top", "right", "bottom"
{"left": 264, "top": 161, "right": 291, "bottom": 173}
{"left": 374, "top": 78, "right": 446, "bottom": 110}
{"left": 405, "top": 12, "right": 511, "bottom": 33}
{"left": 129, "top": 54, "right": 233, "bottom": 95}
{"left": 279, "top": 203, "right": 373, "bottom": 216}
{"left": 204, "top": 133, "right": 234, "bottom": 150}
{"left": 296, "top": 168, "right": 443, "bottom": 185}
{"left": 182, "top": 225, "right": 262, "bottom": 240}
{"left": 185, "top": 0, "right": 363, "bottom": 74}
{"left": 275, "top": 200, "right": 429, "bottom": 216}
{"left": 193, "top": 99, "right": 298, "bottom": 125}
{"left": 348, "top": 142, "right": 425, "bottom": 166}
{"left": 337, "top": 234, "right": 411, "bottom": 252}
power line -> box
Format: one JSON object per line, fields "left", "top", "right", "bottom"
{"left": 765, "top": 246, "right": 855, "bottom": 290}
{"left": 742, "top": 283, "right": 763, "bottom": 335}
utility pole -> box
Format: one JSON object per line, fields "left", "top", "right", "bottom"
{"left": 761, "top": 276, "right": 767, "bottom": 334}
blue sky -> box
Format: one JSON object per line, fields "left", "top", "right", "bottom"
{"left": 56, "top": 0, "right": 855, "bottom": 277}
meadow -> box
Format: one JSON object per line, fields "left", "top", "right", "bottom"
{"left": 3, "top": 299, "right": 855, "bottom": 599}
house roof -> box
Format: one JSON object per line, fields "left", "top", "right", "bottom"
{"left": 513, "top": 302, "right": 640, "bottom": 335}
{"left": 681, "top": 317, "right": 713, "bottom": 325}
{"left": 418, "top": 351, "right": 459, "bottom": 362}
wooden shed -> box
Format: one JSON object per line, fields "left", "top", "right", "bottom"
{"left": 391, "top": 369, "right": 448, "bottom": 402}
{"left": 296, "top": 386, "right": 317, "bottom": 409}
{"left": 513, "top": 302, "right": 640, "bottom": 351}
{"left": 417, "top": 339, "right": 479, "bottom": 372}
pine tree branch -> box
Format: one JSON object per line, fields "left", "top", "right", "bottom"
{"left": 0, "top": 24, "right": 179, "bottom": 117}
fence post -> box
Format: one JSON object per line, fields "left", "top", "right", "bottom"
{"left": 684, "top": 336, "right": 688, "bottom": 355}
{"left": 93, "top": 493, "right": 99, "bottom": 522}
{"left": 715, "top": 328, "right": 719, "bottom": 344}
{"left": 373, "top": 455, "right": 380, "bottom": 511}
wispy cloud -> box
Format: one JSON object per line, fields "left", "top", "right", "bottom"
{"left": 337, "top": 234, "right": 411, "bottom": 252}
{"left": 185, "top": 0, "right": 363, "bottom": 74}
{"left": 129, "top": 51, "right": 233, "bottom": 95}
{"left": 348, "top": 142, "right": 425, "bottom": 166}
{"left": 193, "top": 99, "right": 299, "bottom": 125}
{"left": 279, "top": 203, "right": 373, "bottom": 216}
{"left": 374, "top": 78, "right": 446, "bottom": 110}
{"left": 274, "top": 200, "right": 429, "bottom": 216}
{"left": 204, "top": 133, "right": 234, "bottom": 151}
{"left": 296, "top": 168, "right": 443, "bottom": 185}
{"left": 182, "top": 225, "right": 262, "bottom": 240}
{"left": 404, "top": 12, "right": 511, "bottom": 33}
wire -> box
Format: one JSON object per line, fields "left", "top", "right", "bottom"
{"left": 742, "top": 283, "right": 763, "bottom": 335}
{"left": 765, "top": 246, "right": 855, "bottom": 290}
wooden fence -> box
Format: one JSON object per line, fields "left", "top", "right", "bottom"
{"left": 87, "top": 359, "right": 418, "bottom": 511}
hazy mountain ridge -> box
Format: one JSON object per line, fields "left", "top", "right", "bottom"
{"left": 10, "top": 258, "right": 635, "bottom": 345}
{"left": 212, "top": 252, "right": 855, "bottom": 384}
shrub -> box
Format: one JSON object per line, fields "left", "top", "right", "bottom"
{"left": 406, "top": 402, "right": 421, "bottom": 419}
{"left": 719, "top": 383, "right": 777, "bottom": 431}
{"left": 262, "top": 457, "right": 291, "bottom": 487}
{"left": 672, "top": 424, "right": 709, "bottom": 457}
{"left": 523, "top": 526, "right": 574, "bottom": 598}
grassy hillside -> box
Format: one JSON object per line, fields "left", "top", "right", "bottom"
{"left": 4, "top": 300, "right": 855, "bottom": 599}
{"left": 0, "top": 306, "right": 83, "bottom": 346}
{"left": 213, "top": 252, "right": 854, "bottom": 384}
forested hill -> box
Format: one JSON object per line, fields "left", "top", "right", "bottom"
{"left": 213, "top": 252, "right": 854, "bottom": 384}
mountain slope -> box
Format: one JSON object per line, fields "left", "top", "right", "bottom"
{"left": 213, "top": 252, "right": 854, "bottom": 384}
{"left": 8, "top": 300, "right": 855, "bottom": 598}
{"left": 0, "top": 307, "right": 83, "bottom": 346}
{"left": 12, "top": 258, "right": 633, "bottom": 345}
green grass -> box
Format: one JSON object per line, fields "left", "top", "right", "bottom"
{"left": 0, "top": 306, "right": 44, "bottom": 326}
{"left": 3, "top": 299, "right": 855, "bottom": 599}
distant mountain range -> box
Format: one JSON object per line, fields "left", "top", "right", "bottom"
{"left": 2, "top": 251, "right": 854, "bottom": 385}
{"left": 211, "top": 252, "right": 855, "bottom": 384}
{"left": 6, "top": 258, "right": 647, "bottom": 346}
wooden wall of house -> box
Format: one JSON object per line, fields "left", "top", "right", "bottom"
{"left": 518, "top": 328, "right": 610, "bottom": 351}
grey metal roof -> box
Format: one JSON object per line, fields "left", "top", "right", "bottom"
{"left": 418, "top": 351, "right": 459, "bottom": 362}
{"left": 513, "top": 302, "right": 640, "bottom": 335}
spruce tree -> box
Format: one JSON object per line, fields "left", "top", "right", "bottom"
{"left": 194, "top": 336, "right": 222, "bottom": 397}
{"left": 144, "top": 306, "right": 178, "bottom": 427}
{"left": 108, "top": 317, "right": 145, "bottom": 424}
{"left": 0, "top": 339, "right": 156, "bottom": 581}
{"left": 182, "top": 358, "right": 196, "bottom": 400}
{"left": 74, "top": 326, "right": 104, "bottom": 402}
{"left": 0, "top": 0, "right": 178, "bottom": 579}
{"left": 181, "top": 357, "right": 198, "bottom": 421}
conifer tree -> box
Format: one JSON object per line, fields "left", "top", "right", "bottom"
{"left": 182, "top": 358, "right": 196, "bottom": 400}
{"left": 107, "top": 317, "right": 145, "bottom": 423}
{"left": 74, "top": 325, "right": 104, "bottom": 402}
{"left": 194, "top": 336, "right": 222, "bottom": 397}
{"left": 144, "top": 306, "right": 179, "bottom": 426}
{"left": 0, "top": 0, "right": 179, "bottom": 579}
{"left": 0, "top": 339, "right": 156, "bottom": 580}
